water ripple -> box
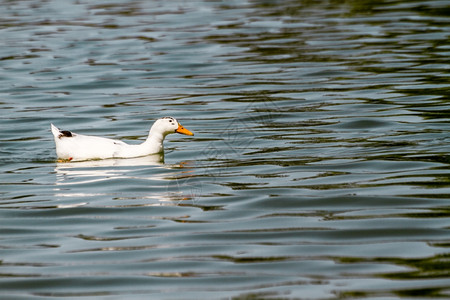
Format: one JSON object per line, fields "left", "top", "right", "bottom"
{"left": 0, "top": 0, "right": 449, "bottom": 299}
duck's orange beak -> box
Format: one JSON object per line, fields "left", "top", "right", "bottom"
{"left": 175, "top": 123, "right": 194, "bottom": 136}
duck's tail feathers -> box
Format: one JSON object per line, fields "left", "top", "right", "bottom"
{"left": 51, "top": 123, "right": 60, "bottom": 137}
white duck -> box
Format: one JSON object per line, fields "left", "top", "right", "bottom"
{"left": 51, "top": 117, "right": 193, "bottom": 161}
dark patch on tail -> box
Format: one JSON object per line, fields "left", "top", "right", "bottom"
{"left": 59, "top": 130, "right": 73, "bottom": 138}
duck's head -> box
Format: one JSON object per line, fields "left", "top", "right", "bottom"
{"left": 153, "top": 117, "right": 194, "bottom": 137}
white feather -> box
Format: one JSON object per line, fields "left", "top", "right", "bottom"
{"left": 51, "top": 117, "right": 193, "bottom": 161}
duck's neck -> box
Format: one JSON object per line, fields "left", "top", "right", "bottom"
{"left": 142, "top": 128, "right": 167, "bottom": 154}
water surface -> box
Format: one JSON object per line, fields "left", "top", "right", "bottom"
{"left": 0, "top": 0, "right": 449, "bottom": 299}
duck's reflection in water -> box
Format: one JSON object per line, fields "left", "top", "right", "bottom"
{"left": 56, "top": 153, "right": 164, "bottom": 169}
{"left": 53, "top": 154, "right": 199, "bottom": 207}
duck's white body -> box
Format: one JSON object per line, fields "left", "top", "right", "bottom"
{"left": 51, "top": 117, "right": 193, "bottom": 161}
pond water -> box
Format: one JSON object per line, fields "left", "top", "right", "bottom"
{"left": 1, "top": 0, "right": 449, "bottom": 299}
